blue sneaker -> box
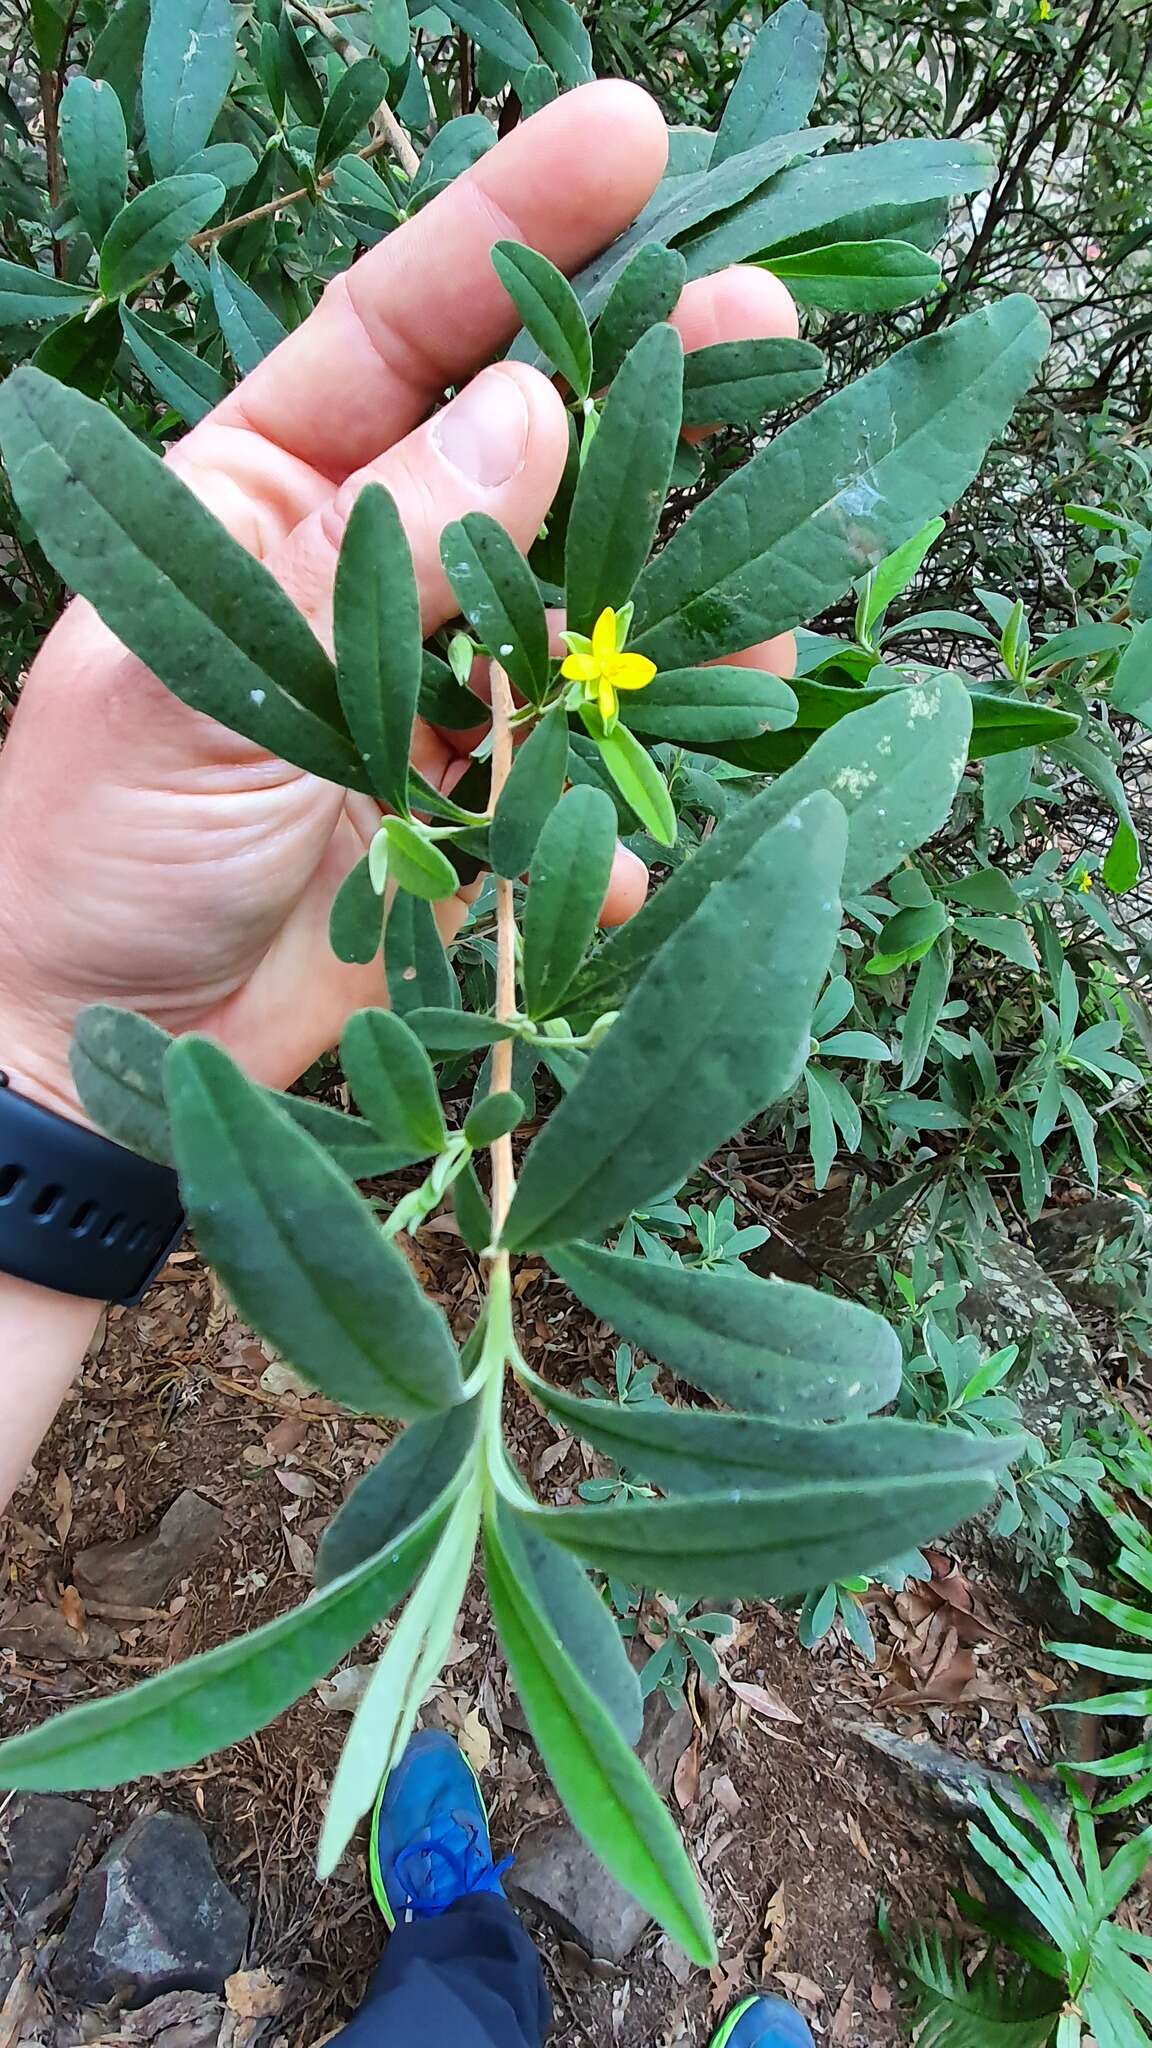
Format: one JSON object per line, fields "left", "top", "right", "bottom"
{"left": 709, "top": 1994, "right": 816, "bottom": 2048}
{"left": 370, "top": 1729, "right": 511, "bottom": 1928}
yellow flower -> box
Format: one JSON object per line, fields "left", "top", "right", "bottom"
{"left": 1076, "top": 869, "right": 1093, "bottom": 894}
{"left": 560, "top": 606, "right": 657, "bottom": 726}
{"left": 1037, "top": 0, "right": 1051, "bottom": 17}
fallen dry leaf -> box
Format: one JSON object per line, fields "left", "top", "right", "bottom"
{"left": 724, "top": 1675, "right": 800, "bottom": 1725}
{"left": 832, "top": 1978, "right": 856, "bottom": 2041}
{"left": 673, "top": 1736, "right": 700, "bottom": 1811}
{"left": 58, "top": 1584, "right": 86, "bottom": 1634}
{"left": 284, "top": 1528, "right": 315, "bottom": 1578}
{"left": 774, "top": 1971, "right": 824, "bottom": 2007}
{"left": 53, "top": 1466, "right": 73, "bottom": 1547}
{"left": 760, "top": 1883, "right": 788, "bottom": 1981}
{"left": 225, "top": 1969, "right": 286, "bottom": 2020}
{"left": 459, "top": 1705, "right": 492, "bottom": 1776}
{"left": 871, "top": 1981, "right": 893, "bottom": 2013}
{"left": 712, "top": 1772, "right": 743, "bottom": 1819}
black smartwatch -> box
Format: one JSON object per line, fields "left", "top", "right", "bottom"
{"left": 0, "top": 1072, "right": 185, "bottom": 1307}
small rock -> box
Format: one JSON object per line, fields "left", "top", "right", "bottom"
{"left": 1031, "top": 1198, "right": 1144, "bottom": 1310}
{"left": 0, "top": 1793, "right": 97, "bottom": 1934}
{"left": 508, "top": 1691, "right": 695, "bottom": 1962}
{"left": 959, "top": 1237, "right": 1104, "bottom": 1443}
{"left": 0, "top": 1603, "right": 119, "bottom": 1662}
{"left": 52, "top": 1812, "right": 248, "bottom": 2009}
{"left": 840, "top": 1721, "right": 1069, "bottom": 1832}
{"left": 74, "top": 1491, "right": 227, "bottom": 1607}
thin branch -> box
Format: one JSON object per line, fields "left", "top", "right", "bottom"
{"left": 487, "top": 661, "right": 518, "bottom": 1238}
{"left": 188, "top": 131, "right": 396, "bottom": 251}
{"left": 288, "top": 0, "right": 420, "bottom": 177}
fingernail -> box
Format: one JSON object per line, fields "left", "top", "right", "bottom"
{"left": 432, "top": 369, "right": 530, "bottom": 488}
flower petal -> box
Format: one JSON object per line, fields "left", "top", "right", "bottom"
{"left": 592, "top": 608, "right": 619, "bottom": 663}
{"left": 611, "top": 653, "right": 658, "bottom": 691}
{"left": 598, "top": 676, "right": 618, "bottom": 723}
{"left": 561, "top": 653, "right": 600, "bottom": 684}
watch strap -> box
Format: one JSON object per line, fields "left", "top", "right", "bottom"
{"left": 0, "top": 1071, "right": 185, "bottom": 1306}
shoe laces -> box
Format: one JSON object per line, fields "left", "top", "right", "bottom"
{"left": 394, "top": 1814, "right": 513, "bottom": 1920}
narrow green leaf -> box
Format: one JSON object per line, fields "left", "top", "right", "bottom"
{"left": 713, "top": 0, "right": 826, "bottom": 164}
{"left": 335, "top": 485, "right": 422, "bottom": 812}
{"left": 329, "top": 854, "right": 383, "bottom": 965}
{"left": 521, "top": 1369, "right": 1018, "bottom": 1500}
{"left": 368, "top": 0, "right": 412, "bottom": 70}
{"left": 534, "top": 1462, "right": 1003, "bottom": 1601}
{"left": 1112, "top": 620, "right": 1152, "bottom": 723}
{"left": 464, "top": 1090, "right": 525, "bottom": 1146}
{"left": 316, "top": 1403, "right": 479, "bottom": 1587}
{"left": 0, "top": 371, "right": 360, "bottom": 788}
{"left": 441, "top": 513, "right": 550, "bottom": 707}
{"left": 514, "top": 0, "right": 591, "bottom": 87}
{"left": 502, "top": 791, "right": 846, "bottom": 1249}
{"left": 547, "top": 1241, "right": 900, "bottom": 1419}
{"left": 496, "top": 1505, "right": 641, "bottom": 1743}
{"left": 31, "top": 305, "right": 121, "bottom": 400}
{"left": 523, "top": 786, "right": 617, "bottom": 1020}
{"left": 454, "top": 1158, "right": 492, "bottom": 1252}
{"left": 341, "top": 1008, "right": 448, "bottom": 1158}
{"left": 0, "top": 78, "right": 31, "bottom": 141}
{"left": 867, "top": 901, "right": 948, "bottom": 975}
{"left": 143, "top": 0, "right": 235, "bottom": 178}
{"left": 593, "top": 722, "right": 676, "bottom": 848}
{"left": 632, "top": 299, "right": 1048, "bottom": 670}
{"left": 179, "top": 142, "right": 259, "bottom": 188}
{"left": 382, "top": 817, "right": 462, "bottom": 901}
{"left": 619, "top": 666, "right": 797, "bottom": 742}
{"left": 86, "top": 0, "right": 149, "bottom": 123}
{"left": 681, "top": 337, "right": 825, "bottom": 426}
{"left": 0, "top": 261, "right": 92, "bottom": 333}
{"left": 405, "top": 1009, "right": 518, "bottom": 1053}
{"left": 568, "top": 682, "right": 972, "bottom": 1020}
{"left": 99, "top": 175, "right": 225, "bottom": 299}
{"left": 0, "top": 1499, "right": 448, "bottom": 1792}
{"left": 490, "top": 705, "right": 570, "bottom": 879}
{"left": 565, "top": 323, "right": 684, "bottom": 634}
{"left": 278, "top": 7, "right": 325, "bottom": 124}
{"left": 900, "top": 932, "right": 952, "bottom": 1088}
{"left": 319, "top": 1487, "right": 479, "bottom": 1875}
{"left": 591, "top": 244, "right": 686, "bottom": 389}
{"left": 208, "top": 248, "right": 289, "bottom": 375}
{"left": 765, "top": 239, "right": 942, "bottom": 312}
{"left": 492, "top": 240, "right": 592, "bottom": 399}
{"left": 59, "top": 75, "right": 128, "bottom": 244}
{"left": 166, "top": 1037, "right": 465, "bottom": 1417}
{"left": 682, "top": 138, "right": 994, "bottom": 282}
{"left": 385, "top": 893, "right": 457, "bottom": 1014}
{"left": 486, "top": 1508, "right": 716, "bottom": 1963}
{"left": 121, "top": 305, "right": 229, "bottom": 425}
{"left": 316, "top": 57, "right": 390, "bottom": 171}
{"left": 435, "top": 0, "right": 536, "bottom": 72}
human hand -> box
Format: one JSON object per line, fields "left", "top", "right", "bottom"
{"left": 0, "top": 82, "right": 798, "bottom": 1124}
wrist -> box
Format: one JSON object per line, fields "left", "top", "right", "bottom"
{"left": 0, "top": 1003, "right": 92, "bottom": 1130}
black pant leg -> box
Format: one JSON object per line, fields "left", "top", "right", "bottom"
{"left": 332, "top": 1893, "right": 551, "bottom": 2047}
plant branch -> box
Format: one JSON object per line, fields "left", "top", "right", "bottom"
{"left": 288, "top": 0, "right": 421, "bottom": 178}
{"left": 487, "top": 662, "right": 518, "bottom": 1238}
{"left": 188, "top": 132, "right": 397, "bottom": 251}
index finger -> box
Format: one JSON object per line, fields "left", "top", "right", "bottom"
{"left": 216, "top": 83, "right": 667, "bottom": 484}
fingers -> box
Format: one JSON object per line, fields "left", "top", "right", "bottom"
{"left": 670, "top": 263, "right": 800, "bottom": 354}
{"left": 270, "top": 361, "right": 570, "bottom": 643}
{"left": 212, "top": 83, "right": 668, "bottom": 483}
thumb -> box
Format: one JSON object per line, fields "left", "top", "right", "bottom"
{"left": 269, "top": 361, "right": 570, "bottom": 643}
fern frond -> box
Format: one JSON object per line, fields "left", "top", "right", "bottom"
{"left": 893, "top": 1929, "right": 1060, "bottom": 2048}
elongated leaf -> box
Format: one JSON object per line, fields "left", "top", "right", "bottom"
{"left": 0, "top": 261, "right": 92, "bottom": 332}
{"left": 385, "top": 893, "right": 457, "bottom": 1014}
{"left": 329, "top": 854, "right": 383, "bottom": 964}
{"left": 515, "top": 0, "right": 591, "bottom": 86}
{"left": 32, "top": 305, "right": 122, "bottom": 399}
{"left": 441, "top": 512, "right": 550, "bottom": 707}
{"left": 534, "top": 1462, "right": 1002, "bottom": 1600}
{"left": 0, "top": 1498, "right": 447, "bottom": 1792}
{"left": 569, "top": 682, "right": 969, "bottom": 1022}
{"left": 681, "top": 337, "right": 825, "bottom": 426}
{"left": 503, "top": 792, "right": 845, "bottom": 1249}
{"left": 705, "top": 675, "right": 1076, "bottom": 772}
{"left": 87, "top": 0, "right": 149, "bottom": 120}
{"left": 486, "top": 1509, "right": 715, "bottom": 1962}
{"left": 166, "top": 1037, "right": 464, "bottom": 1416}
{"left": 522, "top": 1369, "right": 1017, "bottom": 1499}
{"left": 341, "top": 1009, "right": 447, "bottom": 1158}
{"left": 436, "top": 0, "right": 536, "bottom": 70}
{"left": 1112, "top": 619, "right": 1152, "bottom": 723}
{"left": 523, "top": 786, "right": 617, "bottom": 1020}
{"left": 413, "top": 114, "right": 499, "bottom": 193}
{"left": 405, "top": 1009, "right": 518, "bottom": 1052}
{"left": 593, "top": 721, "right": 676, "bottom": 847}
{"left": 121, "top": 305, "right": 229, "bottom": 425}
{"left": 631, "top": 298, "right": 1049, "bottom": 670}
{"left": 547, "top": 1240, "right": 900, "bottom": 1418}
{"left": 179, "top": 142, "right": 258, "bottom": 188}
{"left": 335, "top": 485, "right": 422, "bottom": 811}
{"left": 70, "top": 1004, "right": 409, "bottom": 1179}
{"left": 682, "top": 138, "right": 994, "bottom": 281}
{"left": 381, "top": 817, "right": 460, "bottom": 900}
{"left": 620, "top": 666, "right": 797, "bottom": 742}
{"left": 0, "top": 370, "right": 361, "bottom": 789}
{"left": 59, "top": 75, "right": 128, "bottom": 243}
{"left": 565, "top": 323, "right": 683, "bottom": 633}
{"left": 465, "top": 1090, "right": 524, "bottom": 1146}
{"left": 208, "top": 248, "right": 288, "bottom": 375}
{"left": 901, "top": 932, "right": 952, "bottom": 1089}
{"left": 143, "top": 0, "right": 235, "bottom": 178}
{"left": 319, "top": 1487, "right": 479, "bottom": 1875}
{"left": 492, "top": 241, "right": 592, "bottom": 399}
{"left": 99, "top": 175, "right": 224, "bottom": 299}
{"left": 316, "top": 58, "right": 389, "bottom": 171}
{"left": 591, "top": 244, "right": 686, "bottom": 389}
{"left": 713, "top": 0, "right": 827, "bottom": 164}
{"left": 278, "top": 6, "right": 325, "bottom": 124}
{"left": 317, "top": 1402, "right": 479, "bottom": 1587}
{"left": 490, "top": 705, "right": 570, "bottom": 879}
{"left": 765, "top": 240, "right": 942, "bottom": 312}
{"left": 497, "top": 1506, "right": 641, "bottom": 1742}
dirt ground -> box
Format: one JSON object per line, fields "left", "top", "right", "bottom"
{"left": 0, "top": 1208, "right": 1082, "bottom": 2048}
